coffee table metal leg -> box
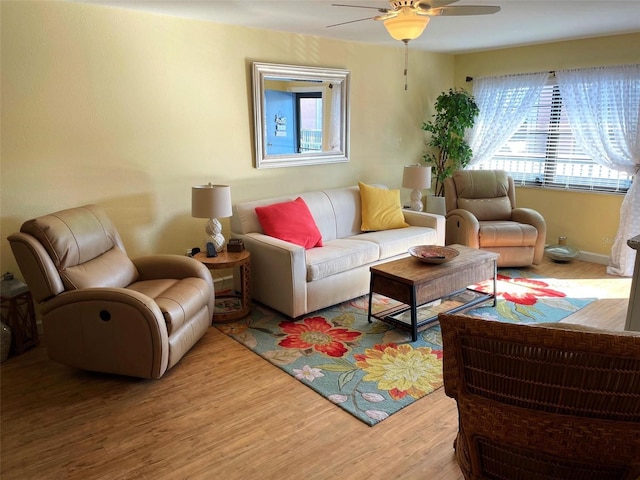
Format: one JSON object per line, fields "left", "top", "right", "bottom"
{"left": 492, "top": 260, "right": 497, "bottom": 306}
{"left": 411, "top": 286, "right": 418, "bottom": 341}
{"left": 367, "top": 277, "right": 374, "bottom": 324}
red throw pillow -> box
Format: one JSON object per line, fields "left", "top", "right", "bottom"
{"left": 255, "top": 197, "right": 323, "bottom": 249}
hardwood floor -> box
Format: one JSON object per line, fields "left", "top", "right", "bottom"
{"left": 0, "top": 259, "right": 631, "bottom": 480}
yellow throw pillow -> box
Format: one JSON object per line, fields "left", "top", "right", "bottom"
{"left": 359, "top": 182, "right": 409, "bottom": 232}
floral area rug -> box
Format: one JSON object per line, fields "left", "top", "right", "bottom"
{"left": 216, "top": 270, "right": 595, "bottom": 426}
{"left": 466, "top": 268, "right": 596, "bottom": 322}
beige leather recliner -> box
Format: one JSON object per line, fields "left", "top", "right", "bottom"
{"left": 444, "top": 170, "right": 546, "bottom": 267}
{"left": 7, "top": 205, "right": 214, "bottom": 379}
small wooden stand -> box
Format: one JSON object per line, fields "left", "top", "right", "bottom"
{"left": 194, "top": 250, "right": 252, "bottom": 323}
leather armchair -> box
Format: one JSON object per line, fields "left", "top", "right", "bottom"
{"left": 7, "top": 205, "right": 215, "bottom": 379}
{"left": 444, "top": 170, "right": 546, "bottom": 267}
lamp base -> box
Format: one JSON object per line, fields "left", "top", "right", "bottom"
{"left": 205, "top": 218, "right": 225, "bottom": 252}
{"left": 409, "top": 189, "right": 423, "bottom": 212}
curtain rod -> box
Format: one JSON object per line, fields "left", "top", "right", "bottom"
{"left": 465, "top": 71, "right": 556, "bottom": 82}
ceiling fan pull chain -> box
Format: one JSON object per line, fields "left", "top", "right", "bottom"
{"left": 404, "top": 40, "right": 409, "bottom": 91}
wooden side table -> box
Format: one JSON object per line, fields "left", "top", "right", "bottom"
{"left": 194, "top": 250, "right": 251, "bottom": 323}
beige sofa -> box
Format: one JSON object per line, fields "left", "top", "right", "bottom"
{"left": 230, "top": 185, "right": 444, "bottom": 318}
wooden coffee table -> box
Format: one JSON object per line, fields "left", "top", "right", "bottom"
{"left": 368, "top": 245, "right": 498, "bottom": 341}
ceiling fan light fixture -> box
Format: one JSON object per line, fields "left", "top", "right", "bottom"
{"left": 383, "top": 7, "right": 430, "bottom": 42}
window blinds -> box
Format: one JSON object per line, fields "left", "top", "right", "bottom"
{"left": 471, "top": 78, "right": 633, "bottom": 193}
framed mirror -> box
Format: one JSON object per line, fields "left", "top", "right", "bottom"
{"left": 252, "top": 62, "right": 350, "bottom": 169}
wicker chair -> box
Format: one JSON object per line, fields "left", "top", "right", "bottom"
{"left": 439, "top": 313, "right": 640, "bottom": 480}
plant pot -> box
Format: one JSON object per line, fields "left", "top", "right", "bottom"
{"left": 425, "top": 195, "right": 446, "bottom": 216}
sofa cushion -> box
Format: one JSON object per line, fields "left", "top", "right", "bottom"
{"left": 305, "top": 238, "right": 379, "bottom": 282}
{"left": 255, "top": 197, "right": 323, "bottom": 249}
{"left": 323, "top": 186, "right": 362, "bottom": 239}
{"left": 356, "top": 226, "right": 440, "bottom": 260}
{"left": 359, "top": 182, "right": 409, "bottom": 232}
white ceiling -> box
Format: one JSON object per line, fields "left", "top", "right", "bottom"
{"left": 77, "top": 0, "right": 640, "bottom": 54}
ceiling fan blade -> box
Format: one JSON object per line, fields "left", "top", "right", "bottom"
{"left": 415, "top": 0, "right": 460, "bottom": 9}
{"left": 326, "top": 16, "right": 376, "bottom": 28}
{"left": 331, "top": 3, "right": 389, "bottom": 12}
{"left": 433, "top": 0, "right": 460, "bottom": 5}
{"left": 428, "top": 5, "right": 500, "bottom": 16}
{"left": 373, "top": 11, "right": 398, "bottom": 21}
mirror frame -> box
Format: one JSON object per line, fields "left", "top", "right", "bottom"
{"left": 252, "top": 62, "right": 350, "bottom": 169}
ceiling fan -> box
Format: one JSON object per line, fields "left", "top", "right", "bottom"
{"left": 328, "top": 1, "right": 500, "bottom": 90}
{"left": 329, "top": 0, "right": 501, "bottom": 43}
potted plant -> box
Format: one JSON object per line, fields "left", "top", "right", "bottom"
{"left": 421, "top": 88, "right": 479, "bottom": 199}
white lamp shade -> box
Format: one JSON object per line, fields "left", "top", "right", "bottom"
{"left": 191, "top": 184, "right": 232, "bottom": 219}
{"left": 383, "top": 8, "right": 430, "bottom": 42}
{"left": 402, "top": 165, "right": 432, "bottom": 190}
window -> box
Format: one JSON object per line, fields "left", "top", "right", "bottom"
{"left": 296, "top": 92, "right": 323, "bottom": 153}
{"left": 470, "top": 78, "right": 633, "bottom": 193}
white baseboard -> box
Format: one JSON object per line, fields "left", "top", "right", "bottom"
{"left": 577, "top": 251, "right": 610, "bottom": 266}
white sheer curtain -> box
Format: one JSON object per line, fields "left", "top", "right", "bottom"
{"left": 556, "top": 65, "right": 640, "bottom": 277}
{"left": 466, "top": 72, "right": 549, "bottom": 166}
{"left": 329, "top": 84, "right": 342, "bottom": 151}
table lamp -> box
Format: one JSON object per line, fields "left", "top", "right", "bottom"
{"left": 402, "top": 165, "right": 431, "bottom": 211}
{"left": 192, "top": 183, "right": 233, "bottom": 253}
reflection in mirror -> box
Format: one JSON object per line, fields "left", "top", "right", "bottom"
{"left": 253, "top": 63, "right": 350, "bottom": 168}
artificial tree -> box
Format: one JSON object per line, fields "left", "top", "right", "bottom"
{"left": 422, "top": 88, "right": 479, "bottom": 197}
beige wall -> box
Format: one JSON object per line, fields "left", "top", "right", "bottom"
{"left": 454, "top": 33, "right": 640, "bottom": 258}
{"left": 1, "top": 0, "right": 638, "bottom": 280}
{"left": 0, "top": 1, "right": 453, "bottom": 277}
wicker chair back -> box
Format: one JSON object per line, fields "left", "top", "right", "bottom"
{"left": 439, "top": 313, "right": 640, "bottom": 480}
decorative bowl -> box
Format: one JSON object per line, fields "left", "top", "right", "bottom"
{"left": 545, "top": 244, "right": 580, "bottom": 263}
{"left": 408, "top": 245, "right": 460, "bottom": 265}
